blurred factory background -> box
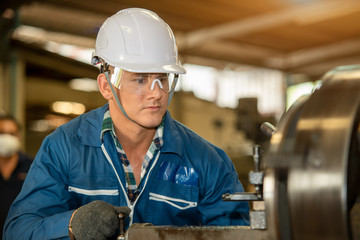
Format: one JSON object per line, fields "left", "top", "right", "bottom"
{"left": 1, "top": 0, "right": 360, "bottom": 187}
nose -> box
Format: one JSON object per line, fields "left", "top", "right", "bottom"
{"left": 148, "top": 79, "right": 163, "bottom": 98}
{"left": 150, "top": 79, "right": 163, "bottom": 90}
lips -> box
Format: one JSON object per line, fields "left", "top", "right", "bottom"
{"left": 145, "top": 105, "right": 162, "bottom": 110}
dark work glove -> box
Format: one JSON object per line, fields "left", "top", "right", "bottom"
{"left": 70, "top": 200, "right": 131, "bottom": 240}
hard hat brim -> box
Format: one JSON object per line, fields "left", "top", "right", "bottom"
{"left": 117, "top": 62, "right": 187, "bottom": 74}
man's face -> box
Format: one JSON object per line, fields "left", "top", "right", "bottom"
{"left": 0, "top": 119, "right": 20, "bottom": 158}
{"left": 113, "top": 70, "right": 170, "bottom": 129}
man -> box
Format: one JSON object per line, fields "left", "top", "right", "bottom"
{"left": 4, "top": 8, "right": 249, "bottom": 240}
{"left": 0, "top": 114, "right": 32, "bottom": 238}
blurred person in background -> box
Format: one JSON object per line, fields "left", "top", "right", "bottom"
{"left": 0, "top": 114, "right": 32, "bottom": 238}
{"left": 4, "top": 8, "right": 249, "bottom": 240}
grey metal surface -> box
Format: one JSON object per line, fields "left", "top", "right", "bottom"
{"left": 249, "top": 171, "right": 264, "bottom": 185}
{"left": 250, "top": 211, "right": 267, "bottom": 230}
{"left": 264, "top": 65, "right": 360, "bottom": 240}
{"left": 126, "top": 225, "right": 270, "bottom": 240}
{"left": 223, "top": 192, "right": 262, "bottom": 201}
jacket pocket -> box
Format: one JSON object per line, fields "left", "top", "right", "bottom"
{"left": 68, "top": 186, "right": 120, "bottom": 208}
{"left": 149, "top": 192, "right": 197, "bottom": 210}
{"left": 68, "top": 186, "right": 119, "bottom": 196}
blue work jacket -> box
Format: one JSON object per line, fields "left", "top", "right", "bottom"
{"left": 3, "top": 105, "right": 249, "bottom": 240}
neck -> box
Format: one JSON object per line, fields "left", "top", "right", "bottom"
{"left": 116, "top": 121, "right": 156, "bottom": 153}
{"left": 109, "top": 104, "right": 156, "bottom": 152}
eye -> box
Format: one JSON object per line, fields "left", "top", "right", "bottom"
{"left": 158, "top": 76, "right": 168, "bottom": 83}
{"left": 133, "top": 77, "right": 146, "bottom": 85}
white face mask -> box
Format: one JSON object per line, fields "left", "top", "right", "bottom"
{"left": 0, "top": 134, "right": 20, "bottom": 157}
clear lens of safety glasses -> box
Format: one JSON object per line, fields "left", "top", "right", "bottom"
{"left": 111, "top": 69, "right": 178, "bottom": 95}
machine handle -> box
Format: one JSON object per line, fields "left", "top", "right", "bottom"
{"left": 117, "top": 213, "right": 126, "bottom": 240}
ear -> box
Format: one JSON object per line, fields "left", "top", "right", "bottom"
{"left": 97, "top": 73, "right": 113, "bottom": 100}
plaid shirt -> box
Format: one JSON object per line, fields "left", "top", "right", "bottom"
{"left": 101, "top": 109, "right": 164, "bottom": 204}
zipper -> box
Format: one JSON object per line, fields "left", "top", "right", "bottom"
{"left": 101, "top": 144, "right": 161, "bottom": 225}
{"left": 130, "top": 151, "right": 161, "bottom": 223}
{"left": 101, "top": 144, "right": 131, "bottom": 210}
{"left": 149, "top": 192, "right": 197, "bottom": 210}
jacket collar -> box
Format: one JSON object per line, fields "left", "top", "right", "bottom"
{"left": 77, "top": 104, "right": 108, "bottom": 147}
{"left": 77, "top": 105, "right": 183, "bottom": 157}
{"left": 161, "top": 111, "right": 183, "bottom": 156}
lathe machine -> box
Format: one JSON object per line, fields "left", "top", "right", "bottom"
{"left": 122, "top": 64, "right": 360, "bottom": 240}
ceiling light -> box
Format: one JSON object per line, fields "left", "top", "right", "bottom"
{"left": 51, "top": 101, "right": 86, "bottom": 115}
{"left": 69, "top": 78, "right": 98, "bottom": 92}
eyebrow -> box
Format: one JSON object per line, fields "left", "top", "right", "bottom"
{"left": 131, "top": 73, "right": 167, "bottom": 77}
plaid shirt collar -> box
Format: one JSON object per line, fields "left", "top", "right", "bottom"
{"left": 100, "top": 109, "right": 164, "bottom": 149}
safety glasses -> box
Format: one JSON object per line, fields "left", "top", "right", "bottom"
{"left": 110, "top": 67, "right": 178, "bottom": 95}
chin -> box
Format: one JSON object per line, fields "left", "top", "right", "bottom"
{"left": 132, "top": 116, "right": 158, "bottom": 129}
{"left": 139, "top": 121, "right": 161, "bottom": 129}
{"left": 147, "top": 116, "right": 163, "bottom": 126}
{"left": 135, "top": 109, "right": 166, "bottom": 128}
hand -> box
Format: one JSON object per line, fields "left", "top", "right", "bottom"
{"left": 70, "top": 200, "right": 131, "bottom": 240}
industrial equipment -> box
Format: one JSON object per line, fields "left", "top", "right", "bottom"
{"left": 123, "top": 65, "right": 360, "bottom": 240}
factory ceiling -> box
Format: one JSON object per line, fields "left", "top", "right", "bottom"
{"left": 2, "top": 0, "right": 360, "bottom": 80}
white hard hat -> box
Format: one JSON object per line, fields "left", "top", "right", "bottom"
{"left": 92, "top": 8, "right": 186, "bottom": 74}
